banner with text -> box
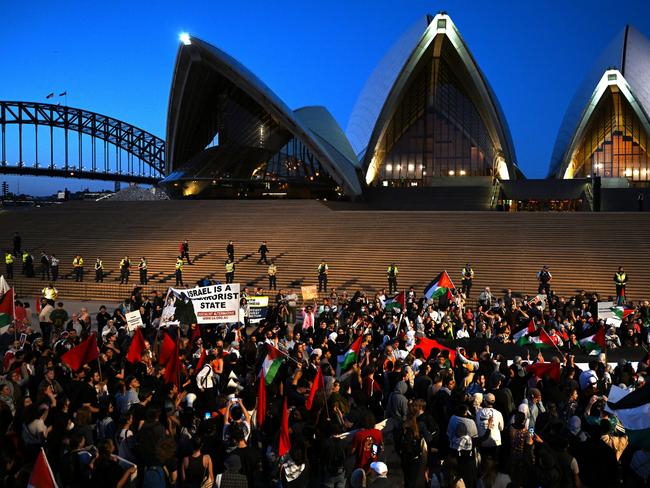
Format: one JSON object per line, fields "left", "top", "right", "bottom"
{"left": 248, "top": 296, "right": 269, "bottom": 324}
{"left": 168, "top": 283, "right": 241, "bottom": 324}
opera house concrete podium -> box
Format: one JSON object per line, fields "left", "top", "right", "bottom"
{"left": 162, "top": 36, "right": 362, "bottom": 199}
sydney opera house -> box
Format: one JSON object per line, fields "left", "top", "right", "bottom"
{"left": 161, "top": 13, "right": 650, "bottom": 211}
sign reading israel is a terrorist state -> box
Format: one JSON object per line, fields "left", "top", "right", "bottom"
{"left": 169, "top": 283, "right": 241, "bottom": 324}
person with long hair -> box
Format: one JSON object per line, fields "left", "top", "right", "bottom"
{"left": 181, "top": 435, "right": 213, "bottom": 488}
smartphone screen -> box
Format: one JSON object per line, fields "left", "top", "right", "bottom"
{"left": 204, "top": 412, "right": 211, "bottom": 420}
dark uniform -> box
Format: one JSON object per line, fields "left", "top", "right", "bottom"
{"left": 537, "top": 266, "right": 552, "bottom": 296}
{"left": 461, "top": 264, "right": 474, "bottom": 298}
{"left": 40, "top": 253, "right": 51, "bottom": 280}
{"left": 12, "top": 232, "right": 21, "bottom": 256}
{"left": 72, "top": 256, "right": 84, "bottom": 282}
{"left": 258, "top": 241, "right": 269, "bottom": 264}
{"left": 120, "top": 257, "right": 131, "bottom": 284}
{"left": 139, "top": 258, "right": 148, "bottom": 285}
{"left": 227, "top": 241, "right": 235, "bottom": 261}
{"left": 95, "top": 259, "right": 104, "bottom": 283}
{"left": 50, "top": 255, "right": 59, "bottom": 281}
{"left": 175, "top": 257, "right": 184, "bottom": 286}
{"left": 225, "top": 259, "right": 235, "bottom": 284}
{"left": 181, "top": 240, "right": 191, "bottom": 265}
{"left": 318, "top": 261, "right": 328, "bottom": 292}
{"left": 387, "top": 263, "right": 398, "bottom": 295}
{"left": 614, "top": 267, "right": 628, "bottom": 305}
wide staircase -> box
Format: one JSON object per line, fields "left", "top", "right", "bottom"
{"left": 0, "top": 200, "right": 649, "bottom": 305}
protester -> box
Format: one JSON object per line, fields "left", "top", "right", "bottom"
{"left": 2, "top": 257, "right": 650, "bottom": 488}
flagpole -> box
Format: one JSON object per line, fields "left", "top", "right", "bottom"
{"left": 273, "top": 344, "right": 301, "bottom": 366}
{"left": 540, "top": 327, "right": 565, "bottom": 358}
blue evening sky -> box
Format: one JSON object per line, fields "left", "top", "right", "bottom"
{"left": 1, "top": 0, "right": 650, "bottom": 195}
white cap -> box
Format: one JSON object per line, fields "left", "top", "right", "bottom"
{"left": 185, "top": 393, "right": 197, "bottom": 408}
{"left": 328, "top": 332, "right": 338, "bottom": 342}
{"left": 312, "top": 348, "right": 323, "bottom": 357}
{"left": 370, "top": 461, "right": 388, "bottom": 475}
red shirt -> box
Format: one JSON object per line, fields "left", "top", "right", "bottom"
{"left": 351, "top": 428, "right": 383, "bottom": 470}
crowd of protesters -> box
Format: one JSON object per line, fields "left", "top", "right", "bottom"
{"left": 2, "top": 241, "right": 650, "bottom": 486}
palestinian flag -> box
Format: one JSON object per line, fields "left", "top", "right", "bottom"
{"left": 527, "top": 362, "right": 561, "bottom": 381}
{"left": 384, "top": 291, "right": 405, "bottom": 312}
{"left": 610, "top": 306, "right": 634, "bottom": 320}
{"left": 517, "top": 329, "right": 554, "bottom": 349}
{"left": 513, "top": 320, "right": 536, "bottom": 343}
{"left": 579, "top": 327, "right": 606, "bottom": 353}
{"left": 424, "top": 271, "right": 455, "bottom": 300}
{"left": 337, "top": 335, "right": 363, "bottom": 373}
{"left": 412, "top": 337, "right": 456, "bottom": 365}
{"left": 263, "top": 344, "right": 284, "bottom": 385}
{"left": 608, "top": 384, "right": 650, "bottom": 448}
{"left": 0, "top": 276, "right": 14, "bottom": 329}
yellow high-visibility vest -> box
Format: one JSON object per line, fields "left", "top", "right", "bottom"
{"left": 5, "top": 254, "right": 13, "bottom": 264}
{"left": 225, "top": 262, "right": 235, "bottom": 273}
{"left": 176, "top": 259, "right": 183, "bottom": 271}
{"left": 73, "top": 257, "right": 84, "bottom": 267}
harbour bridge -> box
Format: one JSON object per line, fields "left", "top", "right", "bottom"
{"left": 0, "top": 101, "right": 165, "bottom": 184}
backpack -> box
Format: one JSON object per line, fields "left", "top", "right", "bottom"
{"left": 397, "top": 426, "right": 421, "bottom": 460}
{"left": 535, "top": 444, "right": 570, "bottom": 488}
{"left": 142, "top": 465, "right": 166, "bottom": 488}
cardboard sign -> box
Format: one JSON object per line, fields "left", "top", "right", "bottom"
{"left": 126, "top": 311, "right": 144, "bottom": 331}
{"left": 301, "top": 285, "right": 318, "bottom": 301}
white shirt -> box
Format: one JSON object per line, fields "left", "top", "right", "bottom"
{"left": 476, "top": 407, "right": 504, "bottom": 446}
{"left": 456, "top": 329, "right": 470, "bottom": 339}
{"left": 196, "top": 364, "right": 216, "bottom": 390}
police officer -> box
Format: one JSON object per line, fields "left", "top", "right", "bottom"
{"left": 225, "top": 258, "right": 235, "bottom": 284}
{"left": 180, "top": 240, "right": 192, "bottom": 265}
{"left": 258, "top": 241, "right": 269, "bottom": 264}
{"left": 268, "top": 260, "right": 277, "bottom": 290}
{"left": 175, "top": 256, "right": 184, "bottom": 286}
{"left": 50, "top": 254, "right": 59, "bottom": 281}
{"left": 318, "top": 260, "right": 329, "bottom": 292}
{"left": 40, "top": 252, "right": 51, "bottom": 280}
{"left": 537, "top": 265, "right": 552, "bottom": 296}
{"left": 95, "top": 258, "right": 104, "bottom": 283}
{"left": 614, "top": 266, "right": 628, "bottom": 305}
{"left": 42, "top": 283, "right": 58, "bottom": 301}
{"left": 21, "top": 250, "right": 28, "bottom": 275}
{"left": 461, "top": 263, "right": 474, "bottom": 298}
{"left": 226, "top": 240, "right": 235, "bottom": 261}
{"left": 387, "top": 263, "right": 398, "bottom": 295}
{"left": 72, "top": 255, "right": 84, "bottom": 282}
{"left": 5, "top": 251, "right": 14, "bottom": 278}
{"left": 120, "top": 256, "right": 131, "bottom": 284}
{"left": 139, "top": 257, "right": 148, "bottom": 285}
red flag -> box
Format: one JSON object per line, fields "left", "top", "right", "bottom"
{"left": 162, "top": 337, "right": 180, "bottom": 386}
{"left": 61, "top": 333, "right": 99, "bottom": 371}
{"left": 278, "top": 396, "right": 291, "bottom": 457}
{"left": 159, "top": 332, "right": 176, "bottom": 366}
{"left": 305, "top": 367, "right": 324, "bottom": 410}
{"left": 256, "top": 370, "right": 267, "bottom": 428}
{"left": 527, "top": 362, "right": 561, "bottom": 382}
{"left": 196, "top": 348, "right": 207, "bottom": 372}
{"left": 412, "top": 337, "right": 456, "bottom": 365}
{"left": 126, "top": 328, "right": 146, "bottom": 364}
{"left": 28, "top": 448, "right": 58, "bottom": 488}
{"left": 594, "top": 326, "right": 606, "bottom": 350}
{"left": 35, "top": 297, "right": 41, "bottom": 313}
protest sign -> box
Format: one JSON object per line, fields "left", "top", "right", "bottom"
{"left": 169, "top": 283, "right": 241, "bottom": 324}
{"left": 248, "top": 296, "right": 269, "bottom": 324}
{"left": 301, "top": 285, "right": 318, "bottom": 301}
{"left": 126, "top": 311, "right": 144, "bottom": 331}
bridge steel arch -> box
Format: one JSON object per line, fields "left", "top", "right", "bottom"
{"left": 0, "top": 101, "right": 165, "bottom": 184}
